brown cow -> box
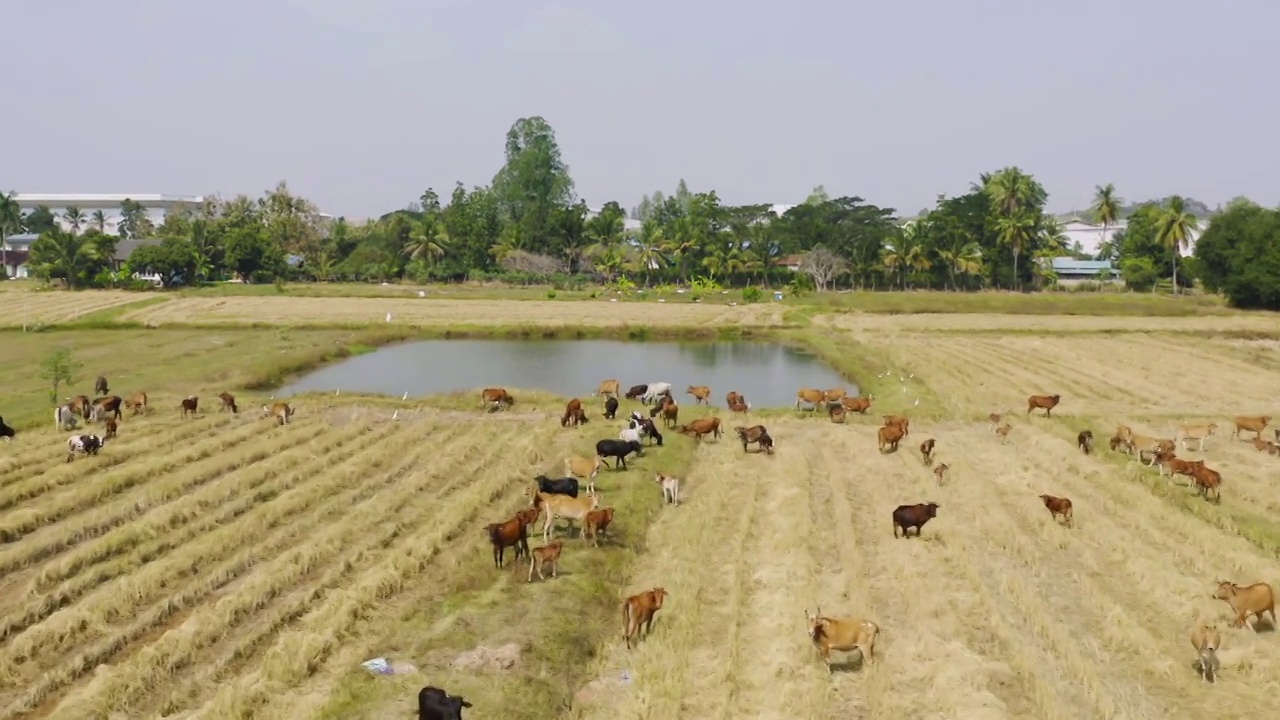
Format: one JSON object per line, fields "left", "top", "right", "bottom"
{"left": 481, "top": 387, "right": 514, "bottom": 410}
{"left": 584, "top": 507, "right": 615, "bottom": 547}
{"left": 1212, "top": 580, "right": 1276, "bottom": 631}
{"left": 1190, "top": 465, "right": 1223, "bottom": 503}
{"left": 564, "top": 455, "right": 604, "bottom": 494}
{"left": 68, "top": 395, "right": 92, "bottom": 420}
{"left": 263, "top": 402, "right": 294, "bottom": 426}
{"left": 623, "top": 587, "right": 668, "bottom": 649}
{"left": 1109, "top": 433, "right": 1126, "bottom": 453}
{"left": 595, "top": 379, "right": 620, "bottom": 398}
{"left": 919, "top": 438, "right": 935, "bottom": 466}
{"left": 660, "top": 400, "right": 679, "bottom": 429}
{"left": 1128, "top": 435, "right": 1175, "bottom": 465}
{"left": 1191, "top": 623, "right": 1222, "bottom": 684}
{"left": 1027, "top": 394, "right": 1061, "bottom": 418}
{"left": 1157, "top": 453, "right": 1205, "bottom": 481}
{"left": 734, "top": 425, "right": 774, "bottom": 454}
{"left": 1039, "top": 494, "right": 1073, "bottom": 528}
{"left": 527, "top": 541, "right": 564, "bottom": 583}
{"left": 180, "top": 396, "right": 199, "bottom": 418}
{"left": 988, "top": 412, "right": 1003, "bottom": 432}
{"left": 883, "top": 415, "right": 910, "bottom": 437}
{"left": 127, "top": 391, "right": 149, "bottom": 416}
{"left": 877, "top": 424, "right": 904, "bottom": 454}
{"left": 1248, "top": 437, "right": 1279, "bottom": 455}
{"left": 561, "top": 398, "right": 590, "bottom": 427}
{"left": 805, "top": 608, "right": 878, "bottom": 672}
{"left": 829, "top": 404, "right": 846, "bottom": 424}
{"left": 933, "top": 463, "right": 950, "bottom": 487}
{"left": 841, "top": 395, "right": 872, "bottom": 414}
{"left": 686, "top": 385, "right": 711, "bottom": 406}
{"left": 727, "top": 391, "right": 750, "bottom": 413}
{"left": 218, "top": 392, "right": 238, "bottom": 414}
{"left": 679, "top": 416, "right": 721, "bottom": 442}
{"left": 91, "top": 395, "right": 123, "bottom": 422}
{"left": 1231, "top": 415, "right": 1270, "bottom": 441}
{"left": 795, "top": 388, "right": 825, "bottom": 411}
{"left": 892, "top": 502, "right": 939, "bottom": 538}
{"left": 1077, "top": 430, "right": 1093, "bottom": 455}
{"left": 94, "top": 375, "right": 110, "bottom": 396}
{"left": 823, "top": 388, "right": 847, "bottom": 403}
{"left": 103, "top": 417, "right": 118, "bottom": 441}
{"left": 486, "top": 509, "right": 538, "bottom": 569}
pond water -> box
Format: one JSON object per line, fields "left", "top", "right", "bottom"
{"left": 278, "top": 340, "right": 855, "bottom": 408}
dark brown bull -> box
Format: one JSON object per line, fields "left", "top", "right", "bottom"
{"left": 180, "top": 396, "right": 199, "bottom": 418}
{"left": 561, "top": 398, "right": 589, "bottom": 427}
{"left": 1078, "top": 430, "right": 1093, "bottom": 455}
{"left": 91, "top": 395, "right": 123, "bottom": 422}
{"left": 734, "top": 425, "right": 774, "bottom": 454}
{"left": 218, "top": 392, "right": 238, "bottom": 414}
{"left": 892, "top": 502, "right": 939, "bottom": 538}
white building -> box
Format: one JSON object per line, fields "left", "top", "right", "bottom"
{"left": 1059, "top": 218, "right": 1199, "bottom": 258}
{"left": 13, "top": 193, "right": 205, "bottom": 236}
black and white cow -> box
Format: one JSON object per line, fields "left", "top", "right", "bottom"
{"left": 66, "top": 434, "right": 104, "bottom": 463}
{"left": 417, "top": 685, "right": 472, "bottom": 720}
{"left": 0, "top": 416, "right": 15, "bottom": 441}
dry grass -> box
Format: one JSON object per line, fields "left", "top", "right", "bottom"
{"left": 820, "top": 311, "right": 1280, "bottom": 335}
{"left": 120, "top": 296, "right": 789, "bottom": 328}
{"left": 0, "top": 291, "right": 152, "bottom": 328}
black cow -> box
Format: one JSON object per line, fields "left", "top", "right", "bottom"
{"left": 418, "top": 686, "right": 472, "bottom": 720}
{"left": 94, "top": 375, "right": 109, "bottom": 396}
{"left": 624, "top": 384, "right": 648, "bottom": 401}
{"left": 596, "top": 439, "right": 643, "bottom": 471}
{"left": 532, "top": 474, "right": 580, "bottom": 498}
{"left": 892, "top": 502, "right": 940, "bottom": 539}
{"left": 0, "top": 416, "right": 14, "bottom": 441}
{"left": 636, "top": 417, "right": 664, "bottom": 446}
{"left": 603, "top": 396, "right": 619, "bottom": 420}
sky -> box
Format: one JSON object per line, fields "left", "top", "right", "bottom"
{"left": 9, "top": 0, "right": 1278, "bottom": 219}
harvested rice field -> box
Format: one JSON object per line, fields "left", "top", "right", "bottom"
{"left": 0, "top": 291, "right": 152, "bottom": 328}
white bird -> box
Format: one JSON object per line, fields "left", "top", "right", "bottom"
{"left": 392, "top": 410, "right": 400, "bottom": 421}
{"left": 909, "top": 374, "right": 915, "bottom": 378}
{"left": 385, "top": 312, "right": 393, "bottom": 322}
{"left": 402, "top": 391, "right": 409, "bottom": 400}
{"left": 335, "top": 388, "right": 340, "bottom": 395}
{"left": 914, "top": 398, "right": 920, "bottom": 406}
{"left": 902, "top": 387, "right": 907, "bottom": 393}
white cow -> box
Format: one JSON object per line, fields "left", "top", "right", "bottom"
{"left": 54, "top": 405, "right": 79, "bottom": 431}
{"left": 641, "top": 382, "right": 672, "bottom": 405}
{"left": 620, "top": 422, "right": 644, "bottom": 445}
{"left": 655, "top": 473, "right": 680, "bottom": 505}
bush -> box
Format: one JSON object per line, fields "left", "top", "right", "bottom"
{"left": 742, "top": 286, "right": 763, "bottom": 303}
{"left": 545, "top": 289, "right": 557, "bottom": 299}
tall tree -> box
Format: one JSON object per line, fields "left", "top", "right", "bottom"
{"left": 0, "top": 191, "right": 20, "bottom": 276}
{"left": 1091, "top": 183, "right": 1123, "bottom": 259}
{"left": 1155, "top": 195, "right": 1200, "bottom": 293}
{"left": 29, "top": 229, "right": 104, "bottom": 289}
{"left": 90, "top": 209, "right": 108, "bottom": 234}
{"left": 490, "top": 117, "right": 575, "bottom": 256}
{"left": 62, "top": 206, "right": 86, "bottom": 235}
{"left": 23, "top": 205, "right": 57, "bottom": 234}
{"left": 118, "top": 198, "right": 155, "bottom": 239}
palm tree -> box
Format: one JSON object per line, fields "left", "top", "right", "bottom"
{"left": 90, "top": 209, "right": 108, "bottom": 234}
{"left": 29, "top": 229, "right": 102, "bottom": 289}
{"left": 1155, "top": 195, "right": 1200, "bottom": 294}
{"left": 994, "top": 211, "right": 1036, "bottom": 290}
{"left": 402, "top": 217, "right": 450, "bottom": 265}
{"left": 983, "top": 167, "right": 1045, "bottom": 216}
{"left": 633, "top": 220, "right": 667, "bottom": 287}
{"left": 0, "top": 191, "right": 22, "bottom": 277}
{"left": 62, "top": 206, "right": 86, "bottom": 235}
{"left": 1090, "top": 184, "right": 1123, "bottom": 255}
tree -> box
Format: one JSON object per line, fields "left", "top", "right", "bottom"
{"left": 38, "top": 347, "right": 82, "bottom": 406}
{"left": 1091, "top": 183, "right": 1123, "bottom": 258}
{"left": 62, "top": 206, "right": 86, "bottom": 235}
{"left": 1193, "top": 203, "right": 1280, "bottom": 309}
{"left": 29, "top": 229, "right": 105, "bottom": 289}
{"left": 127, "top": 237, "right": 197, "bottom": 287}
{"left": 23, "top": 205, "right": 57, "bottom": 234}
{"left": 798, "top": 245, "right": 847, "bottom": 291}
{"left": 0, "top": 191, "right": 20, "bottom": 277}
{"left": 90, "top": 209, "right": 108, "bottom": 233}
{"left": 222, "top": 226, "right": 282, "bottom": 283}
{"left": 118, "top": 198, "right": 155, "bottom": 239}
{"left": 490, "top": 117, "right": 575, "bottom": 256}
{"left": 1154, "top": 195, "right": 1200, "bottom": 294}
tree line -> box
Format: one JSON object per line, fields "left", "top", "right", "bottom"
{"left": 2, "top": 116, "right": 1278, "bottom": 308}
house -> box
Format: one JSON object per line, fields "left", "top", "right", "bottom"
{"left": 771, "top": 254, "right": 804, "bottom": 272}
{"left": 1045, "top": 257, "right": 1117, "bottom": 285}
{"left": 2, "top": 233, "right": 37, "bottom": 278}
{"left": 1059, "top": 218, "right": 1199, "bottom": 258}
{"left": 13, "top": 193, "right": 205, "bottom": 236}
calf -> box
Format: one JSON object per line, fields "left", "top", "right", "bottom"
{"left": 1248, "top": 437, "right": 1279, "bottom": 455}
{"left": 892, "top": 502, "right": 939, "bottom": 538}
{"left": 527, "top": 541, "right": 564, "bottom": 582}
{"left": 829, "top": 404, "right": 847, "bottom": 424}
{"left": 0, "top": 416, "right": 14, "bottom": 441}
{"left": 54, "top": 404, "right": 79, "bottom": 431}
{"left": 1027, "top": 393, "right": 1061, "bottom": 418}
{"left": 623, "top": 587, "right": 668, "bottom": 649}
{"left": 596, "top": 439, "right": 643, "bottom": 470}
{"left": 485, "top": 509, "right": 538, "bottom": 569}
{"left": 624, "top": 384, "right": 649, "bottom": 401}
{"left": 735, "top": 425, "right": 774, "bottom": 454}
{"left": 1077, "top": 430, "right": 1093, "bottom": 455}
{"left": 561, "top": 398, "right": 589, "bottom": 427}
{"left": 995, "top": 423, "right": 1013, "bottom": 445}
{"left": 877, "top": 424, "right": 904, "bottom": 453}
{"left": 805, "top": 608, "right": 879, "bottom": 672}
{"left": 686, "top": 385, "right": 711, "bottom": 406}
{"left": 1109, "top": 432, "right": 1127, "bottom": 453}
{"left": 1191, "top": 623, "right": 1222, "bottom": 684}
{"left": 66, "top": 433, "right": 104, "bottom": 463}
{"left": 263, "top": 402, "right": 294, "bottom": 426}
{"left": 678, "top": 416, "right": 722, "bottom": 442}
{"left": 127, "top": 391, "right": 148, "bottom": 416}
{"left": 630, "top": 416, "right": 663, "bottom": 446}
{"left": 480, "top": 387, "right": 514, "bottom": 410}
{"left": 919, "top": 438, "right": 936, "bottom": 466}
{"left": 595, "top": 378, "right": 620, "bottom": 398}
{"left": 603, "top": 396, "right": 619, "bottom": 420}
{"left": 417, "top": 686, "right": 472, "bottom": 720}
{"left": 532, "top": 474, "right": 579, "bottom": 499}
{"left": 94, "top": 375, "right": 110, "bottom": 396}
{"left": 1157, "top": 454, "right": 1204, "bottom": 482}
{"left": 584, "top": 507, "right": 615, "bottom": 547}
{"left": 1231, "top": 415, "right": 1270, "bottom": 441}
{"left": 655, "top": 473, "right": 680, "bottom": 505}
{"left": 1039, "top": 494, "right": 1073, "bottom": 528}
{"left": 1190, "top": 464, "right": 1223, "bottom": 503}
{"left": 103, "top": 417, "right": 118, "bottom": 441}
{"left": 933, "top": 462, "right": 950, "bottom": 487}
{"left": 532, "top": 490, "right": 600, "bottom": 542}
{"left": 180, "top": 396, "right": 199, "bottom": 418}
{"left": 883, "top": 415, "right": 910, "bottom": 436}
{"left": 1212, "top": 580, "right": 1276, "bottom": 631}
{"left": 841, "top": 395, "right": 872, "bottom": 414}
{"left": 218, "top": 392, "right": 238, "bottom": 414}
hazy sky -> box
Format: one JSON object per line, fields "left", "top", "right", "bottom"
{"left": 10, "top": 0, "right": 1278, "bottom": 218}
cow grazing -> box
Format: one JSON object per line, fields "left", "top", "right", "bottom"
{"left": 103, "top": 417, "right": 118, "bottom": 441}
{"left": 1212, "top": 580, "right": 1276, "bottom": 631}
{"left": 218, "top": 392, "right": 238, "bottom": 414}
{"left": 883, "top": 415, "right": 910, "bottom": 436}
{"left": 679, "top": 416, "right": 722, "bottom": 443}
{"left": 734, "top": 425, "right": 774, "bottom": 454}
{"left": 531, "top": 490, "right": 600, "bottom": 542}
{"left": 485, "top": 508, "right": 538, "bottom": 569}
{"left": 481, "top": 387, "right": 514, "bottom": 411}
{"left": 1176, "top": 422, "right": 1217, "bottom": 451}
{"left": 180, "top": 396, "right": 199, "bottom": 418}
{"left": 1232, "top": 415, "right": 1270, "bottom": 441}
{"left": 624, "top": 384, "right": 649, "bottom": 401}
{"left": 54, "top": 405, "right": 79, "bottom": 431}
{"left": 1190, "top": 465, "right": 1223, "bottom": 503}
{"left": 995, "top": 423, "right": 1013, "bottom": 445}
{"left": 877, "top": 424, "right": 905, "bottom": 454}
{"left": 561, "top": 398, "right": 589, "bottom": 427}
{"left": 527, "top": 541, "right": 564, "bottom": 582}
{"left": 94, "top": 375, "right": 109, "bottom": 396}
{"left": 68, "top": 395, "right": 92, "bottom": 420}
{"left": 603, "top": 396, "right": 619, "bottom": 420}
{"left": 90, "top": 395, "right": 123, "bottom": 423}
{"left": 0, "top": 416, "right": 14, "bottom": 441}
{"left": 726, "top": 391, "right": 750, "bottom": 414}
{"left": 596, "top": 439, "right": 644, "bottom": 470}
{"left": 892, "top": 502, "right": 939, "bottom": 538}
{"left": 933, "top": 463, "right": 950, "bottom": 487}
{"left": 532, "top": 474, "right": 580, "bottom": 499}
{"left": 686, "top": 385, "right": 711, "bottom": 405}
{"left": 584, "top": 507, "right": 615, "bottom": 547}
{"left": 841, "top": 395, "right": 872, "bottom": 414}
{"left": 829, "top": 404, "right": 847, "bottom": 424}
{"left": 1129, "top": 435, "right": 1175, "bottom": 465}
{"left": 263, "top": 402, "right": 294, "bottom": 426}
{"left": 417, "top": 685, "right": 472, "bottom": 720}
{"left": 1191, "top": 623, "right": 1222, "bottom": 684}
{"left": 1077, "top": 430, "right": 1093, "bottom": 455}
{"left": 640, "top": 382, "right": 672, "bottom": 406}
{"left": 1248, "top": 437, "right": 1280, "bottom": 455}
{"left": 805, "top": 608, "right": 879, "bottom": 672}
{"left": 595, "top": 379, "right": 620, "bottom": 398}
{"left": 1027, "top": 394, "right": 1061, "bottom": 418}
{"left": 919, "top": 438, "right": 936, "bottom": 466}
{"left": 655, "top": 473, "right": 680, "bottom": 505}
{"left": 66, "top": 434, "right": 104, "bottom": 463}
{"left": 565, "top": 455, "right": 604, "bottom": 494}
{"left": 824, "top": 388, "right": 847, "bottom": 402}
{"left": 795, "top": 388, "right": 825, "bottom": 411}
{"left": 126, "top": 391, "right": 149, "bottom": 416}
{"left": 1039, "top": 494, "right": 1073, "bottom": 528}
{"left": 630, "top": 416, "right": 663, "bottom": 446}
{"left": 623, "top": 587, "right": 668, "bottom": 649}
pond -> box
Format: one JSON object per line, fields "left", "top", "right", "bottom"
{"left": 278, "top": 340, "right": 855, "bottom": 408}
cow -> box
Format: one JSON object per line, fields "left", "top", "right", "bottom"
{"left": 989, "top": 412, "right": 1003, "bottom": 432}
{"left": 94, "top": 375, "right": 109, "bottom": 396}
{"left": 735, "top": 425, "right": 774, "bottom": 454}
{"left": 623, "top": 587, "right": 668, "bottom": 649}
{"left": 416, "top": 685, "right": 472, "bottom": 720}
{"left": 532, "top": 474, "right": 579, "bottom": 499}
{"left": 829, "top": 404, "right": 847, "bottom": 424}
{"left": 650, "top": 397, "right": 678, "bottom": 428}
{"left": 485, "top": 508, "right": 539, "bottom": 570}
{"left": 90, "top": 395, "right": 123, "bottom": 423}
{"left": 595, "top": 379, "right": 620, "bottom": 398}
{"left": 54, "top": 404, "right": 79, "bottom": 431}
{"left": 263, "top": 402, "right": 294, "bottom": 426}
{"left": 841, "top": 395, "right": 872, "bottom": 414}
{"left": 804, "top": 608, "right": 879, "bottom": 672}
{"left": 655, "top": 473, "right": 680, "bottom": 505}
{"left": 686, "top": 385, "right": 711, "bottom": 406}
{"left": 678, "top": 416, "right": 722, "bottom": 443}
{"left": 892, "top": 502, "right": 939, "bottom": 538}
{"left": 1039, "top": 494, "right": 1073, "bottom": 528}
{"left": 620, "top": 422, "right": 645, "bottom": 448}
{"left": 1109, "top": 433, "right": 1126, "bottom": 453}
{"left": 1231, "top": 415, "right": 1270, "bottom": 441}
{"left": 603, "top": 396, "right": 619, "bottom": 420}
{"left": 180, "top": 396, "right": 199, "bottom": 418}
{"left": 877, "top": 424, "right": 904, "bottom": 454}
{"left": 1157, "top": 454, "right": 1204, "bottom": 482}
{"left": 530, "top": 489, "right": 600, "bottom": 542}
{"left": 641, "top": 382, "right": 673, "bottom": 406}
{"left": 633, "top": 416, "right": 664, "bottom": 446}
{"left": 126, "top": 391, "right": 149, "bottom": 416}
{"left": 1027, "top": 394, "right": 1061, "bottom": 418}
{"left": 919, "top": 438, "right": 936, "bottom": 466}
{"left": 624, "top": 384, "right": 649, "bottom": 401}
{"left": 1191, "top": 623, "right": 1222, "bottom": 684}
{"left": 1128, "top": 435, "right": 1175, "bottom": 465}
{"left": 68, "top": 395, "right": 92, "bottom": 420}
{"left": 564, "top": 455, "right": 604, "bottom": 494}
{"left": 726, "top": 391, "right": 750, "bottom": 414}
{"left": 1175, "top": 422, "right": 1217, "bottom": 452}
{"left": 527, "top": 541, "right": 564, "bottom": 583}
{"left": 584, "top": 507, "right": 615, "bottom": 547}
{"left": 596, "top": 439, "right": 643, "bottom": 470}
{"left": 103, "top": 417, "right": 118, "bottom": 441}
{"left": 0, "top": 416, "right": 14, "bottom": 441}
{"left": 824, "top": 388, "right": 847, "bottom": 403}
{"left": 1077, "top": 430, "right": 1093, "bottom": 455}
{"left": 795, "top": 388, "right": 825, "bottom": 411}
{"left": 481, "top": 387, "right": 514, "bottom": 411}
{"left": 66, "top": 433, "right": 104, "bottom": 463}
{"left": 883, "top": 415, "right": 910, "bottom": 437}
{"left": 561, "top": 398, "right": 589, "bottom": 427}
{"left": 1190, "top": 465, "right": 1223, "bottom": 503}
{"left": 995, "top": 423, "right": 1013, "bottom": 445}
{"left": 933, "top": 463, "right": 950, "bottom": 487}
{"left": 218, "top": 392, "right": 238, "bottom": 414}
{"left": 1212, "top": 580, "right": 1276, "bottom": 631}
